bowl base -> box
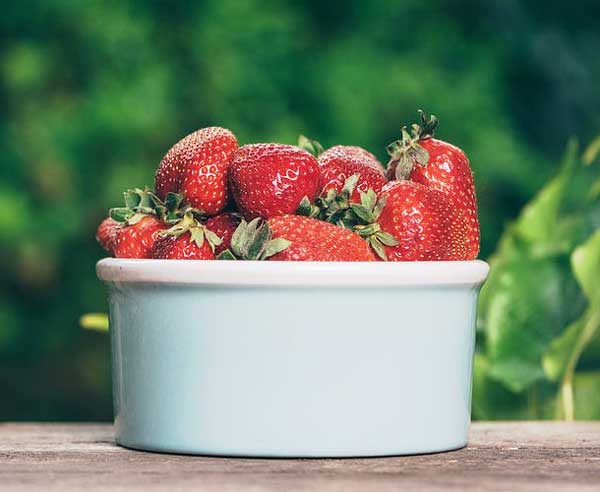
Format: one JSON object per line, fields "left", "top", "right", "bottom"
{"left": 115, "top": 437, "right": 468, "bottom": 458}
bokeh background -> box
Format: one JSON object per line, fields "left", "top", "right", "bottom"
{"left": 2, "top": 0, "right": 600, "bottom": 421}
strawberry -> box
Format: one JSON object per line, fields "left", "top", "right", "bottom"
{"left": 96, "top": 217, "right": 122, "bottom": 255}
{"left": 267, "top": 215, "right": 376, "bottom": 261}
{"left": 154, "top": 127, "right": 238, "bottom": 216}
{"left": 150, "top": 210, "right": 221, "bottom": 259}
{"left": 317, "top": 145, "right": 387, "bottom": 203}
{"left": 296, "top": 137, "right": 387, "bottom": 224}
{"left": 386, "top": 111, "right": 479, "bottom": 258}
{"left": 204, "top": 212, "right": 242, "bottom": 256}
{"left": 229, "top": 143, "right": 321, "bottom": 220}
{"left": 218, "top": 215, "right": 375, "bottom": 261}
{"left": 351, "top": 180, "right": 471, "bottom": 261}
{"left": 113, "top": 215, "right": 165, "bottom": 259}
{"left": 151, "top": 233, "right": 215, "bottom": 260}
{"left": 105, "top": 188, "right": 184, "bottom": 259}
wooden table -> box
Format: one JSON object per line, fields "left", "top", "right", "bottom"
{"left": 1, "top": 422, "right": 599, "bottom": 491}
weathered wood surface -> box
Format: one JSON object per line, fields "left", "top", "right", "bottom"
{"left": 1, "top": 422, "right": 599, "bottom": 491}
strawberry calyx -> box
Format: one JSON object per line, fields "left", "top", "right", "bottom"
{"left": 109, "top": 188, "right": 201, "bottom": 226}
{"left": 297, "top": 174, "right": 361, "bottom": 227}
{"left": 159, "top": 209, "right": 223, "bottom": 252}
{"left": 297, "top": 174, "right": 398, "bottom": 260}
{"left": 109, "top": 187, "right": 164, "bottom": 225}
{"left": 386, "top": 110, "right": 438, "bottom": 180}
{"left": 217, "top": 218, "right": 291, "bottom": 260}
{"left": 297, "top": 134, "right": 324, "bottom": 158}
{"left": 347, "top": 189, "right": 398, "bottom": 261}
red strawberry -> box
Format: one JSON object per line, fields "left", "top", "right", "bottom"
{"left": 229, "top": 144, "right": 321, "bottom": 220}
{"left": 205, "top": 212, "right": 242, "bottom": 256}
{"left": 96, "top": 217, "right": 122, "bottom": 255}
{"left": 267, "top": 215, "right": 376, "bottom": 261}
{"left": 352, "top": 180, "right": 471, "bottom": 261}
{"left": 150, "top": 210, "right": 221, "bottom": 259}
{"left": 150, "top": 233, "right": 215, "bottom": 260}
{"left": 386, "top": 111, "right": 479, "bottom": 258}
{"left": 318, "top": 145, "right": 387, "bottom": 203}
{"left": 113, "top": 215, "right": 165, "bottom": 259}
{"left": 154, "top": 127, "right": 238, "bottom": 216}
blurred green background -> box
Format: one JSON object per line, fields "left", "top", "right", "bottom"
{"left": 2, "top": 0, "right": 600, "bottom": 421}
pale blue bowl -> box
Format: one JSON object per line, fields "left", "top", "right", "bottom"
{"left": 97, "top": 259, "right": 488, "bottom": 457}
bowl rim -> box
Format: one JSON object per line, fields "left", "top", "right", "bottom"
{"left": 96, "top": 258, "right": 489, "bottom": 287}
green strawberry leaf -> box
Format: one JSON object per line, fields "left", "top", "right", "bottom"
{"left": 341, "top": 174, "right": 359, "bottom": 197}
{"left": 412, "top": 145, "right": 429, "bottom": 166}
{"left": 247, "top": 220, "right": 270, "bottom": 260}
{"left": 368, "top": 237, "right": 387, "bottom": 261}
{"left": 376, "top": 231, "right": 399, "bottom": 247}
{"left": 297, "top": 134, "right": 324, "bottom": 157}
{"left": 349, "top": 204, "right": 373, "bottom": 223}
{"left": 189, "top": 227, "right": 205, "bottom": 247}
{"left": 216, "top": 249, "right": 237, "bottom": 260}
{"left": 263, "top": 238, "right": 291, "bottom": 259}
{"left": 164, "top": 192, "right": 184, "bottom": 211}
{"left": 124, "top": 189, "right": 142, "bottom": 209}
{"left": 109, "top": 207, "right": 134, "bottom": 223}
{"left": 223, "top": 218, "right": 290, "bottom": 260}
{"left": 296, "top": 196, "right": 313, "bottom": 217}
{"left": 360, "top": 187, "right": 377, "bottom": 213}
{"left": 204, "top": 229, "right": 223, "bottom": 250}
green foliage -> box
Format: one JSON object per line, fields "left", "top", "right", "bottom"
{"left": 475, "top": 139, "right": 600, "bottom": 420}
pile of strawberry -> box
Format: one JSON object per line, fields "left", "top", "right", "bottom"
{"left": 96, "top": 111, "right": 479, "bottom": 262}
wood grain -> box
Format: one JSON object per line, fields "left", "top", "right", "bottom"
{"left": 1, "top": 422, "right": 599, "bottom": 491}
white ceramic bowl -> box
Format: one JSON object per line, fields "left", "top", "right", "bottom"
{"left": 97, "top": 259, "right": 489, "bottom": 457}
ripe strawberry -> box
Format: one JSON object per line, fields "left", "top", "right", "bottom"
{"left": 267, "top": 215, "right": 376, "bottom": 261}
{"left": 113, "top": 215, "right": 166, "bottom": 259}
{"left": 352, "top": 180, "right": 471, "bottom": 261}
{"left": 96, "top": 217, "right": 122, "bottom": 255}
{"left": 229, "top": 143, "right": 321, "bottom": 219}
{"left": 205, "top": 212, "right": 242, "bottom": 256}
{"left": 386, "top": 111, "right": 479, "bottom": 258}
{"left": 150, "top": 233, "right": 215, "bottom": 260}
{"left": 318, "top": 145, "right": 387, "bottom": 203}
{"left": 154, "top": 127, "right": 238, "bottom": 216}
{"left": 150, "top": 210, "right": 221, "bottom": 259}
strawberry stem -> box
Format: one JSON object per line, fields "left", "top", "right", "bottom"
{"left": 386, "top": 109, "right": 438, "bottom": 180}
{"left": 297, "top": 135, "right": 324, "bottom": 158}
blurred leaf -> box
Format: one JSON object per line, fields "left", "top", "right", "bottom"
{"left": 543, "top": 316, "right": 589, "bottom": 382}
{"left": 582, "top": 136, "right": 600, "bottom": 165}
{"left": 484, "top": 257, "right": 579, "bottom": 392}
{"left": 472, "top": 354, "right": 556, "bottom": 420}
{"left": 80, "top": 313, "right": 109, "bottom": 332}
{"left": 542, "top": 230, "right": 600, "bottom": 419}
{"left": 572, "top": 371, "right": 600, "bottom": 419}
{"left": 513, "top": 139, "right": 579, "bottom": 256}
{"left": 543, "top": 230, "right": 600, "bottom": 380}
{"left": 0, "top": 302, "right": 23, "bottom": 351}
{"left": 571, "top": 229, "right": 600, "bottom": 303}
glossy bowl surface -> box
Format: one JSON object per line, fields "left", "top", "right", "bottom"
{"left": 98, "top": 259, "right": 489, "bottom": 457}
